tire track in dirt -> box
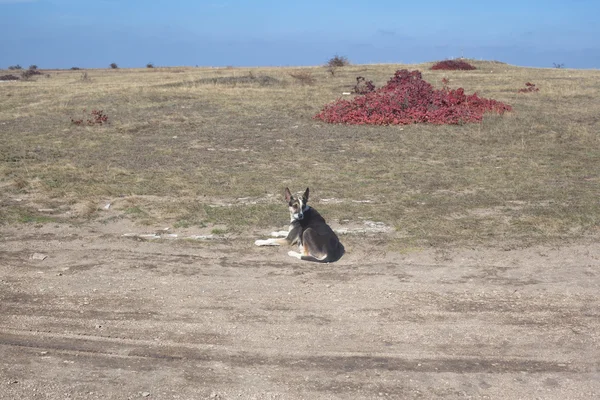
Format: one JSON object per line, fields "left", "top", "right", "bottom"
{"left": 1, "top": 328, "right": 592, "bottom": 374}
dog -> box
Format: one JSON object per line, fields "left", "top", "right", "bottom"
{"left": 255, "top": 187, "right": 344, "bottom": 262}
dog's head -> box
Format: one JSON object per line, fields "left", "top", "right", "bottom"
{"left": 284, "top": 187, "right": 309, "bottom": 221}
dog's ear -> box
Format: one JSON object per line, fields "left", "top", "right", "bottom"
{"left": 303, "top": 187, "right": 310, "bottom": 202}
{"left": 284, "top": 187, "right": 292, "bottom": 202}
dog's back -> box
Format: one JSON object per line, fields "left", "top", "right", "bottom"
{"left": 296, "top": 207, "right": 344, "bottom": 262}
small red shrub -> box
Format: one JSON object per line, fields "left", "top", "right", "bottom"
{"left": 314, "top": 69, "right": 511, "bottom": 125}
{"left": 70, "top": 109, "right": 109, "bottom": 126}
{"left": 518, "top": 82, "right": 539, "bottom": 93}
{"left": 431, "top": 60, "right": 476, "bottom": 71}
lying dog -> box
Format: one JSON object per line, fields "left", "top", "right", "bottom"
{"left": 255, "top": 188, "right": 344, "bottom": 262}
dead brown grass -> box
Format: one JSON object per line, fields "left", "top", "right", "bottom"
{"left": 1, "top": 62, "right": 599, "bottom": 247}
{"left": 288, "top": 70, "right": 316, "bottom": 85}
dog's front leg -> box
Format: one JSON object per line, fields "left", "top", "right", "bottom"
{"left": 255, "top": 238, "right": 289, "bottom": 246}
{"left": 270, "top": 231, "right": 289, "bottom": 238}
{"left": 256, "top": 224, "right": 299, "bottom": 247}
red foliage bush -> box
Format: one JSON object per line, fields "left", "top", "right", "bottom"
{"left": 314, "top": 70, "right": 512, "bottom": 125}
{"left": 518, "top": 82, "right": 539, "bottom": 93}
{"left": 431, "top": 60, "right": 476, "bottom": 71}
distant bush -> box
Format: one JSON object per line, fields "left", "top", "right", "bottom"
{"left": 21, "top": 69, "right": 43, "bottom": 80}
{"left": 0, "top": 74, "right": 20, "bottom": 81}
{"left": 553, "top": 62, "right": 565, "bottom": 69}
{"left": 29, "top": 65, "right": 38, "bottom": 70}
{"left": 110, "top": 63, "right": 118, "bottom": 69}
{"left": 518, "top": 82, "right": 539, "bottom": 93}
{"left": 431, "top": 59, "right": 476, "bottom": 71}
{"left": 325, "top": 55, "right": 350, "bottom": 76}
{"left": 70, "top": 67, "right": 82, "bottom": 70}
{"left": 327, "top": 55, "right": 350, "bottom": 68}
{"left": 146, "top": 62, "right": 154, "bottom": 68}
{"left": 8, "top": 65, "right": 23, "bottom": 70}
{"left": 353, "top": 76, "right": 375, "bottom": 94}
{"left": 314, "top": 69, "right": 511, "bottom": 125}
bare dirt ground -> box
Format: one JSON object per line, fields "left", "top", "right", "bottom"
{"left": 1, "top": 220, "right": 599, "bottom": 399}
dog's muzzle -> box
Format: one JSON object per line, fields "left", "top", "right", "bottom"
{"left": 293, "top": 212, "right": 304, "bottom": 220}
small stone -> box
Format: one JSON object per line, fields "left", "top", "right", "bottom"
{"left": 141, "top": 392, "right": 150, "bottom": 397}
{"left": 31, "top": 253, "right": 48, "bottom": 261}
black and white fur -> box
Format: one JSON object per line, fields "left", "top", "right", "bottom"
{"left": 255, "top": 187, "right": 344, "bottom": 262}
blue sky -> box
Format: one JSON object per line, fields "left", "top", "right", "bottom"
{"left": 1, "top": 0, "right": 599, "bottom": 69}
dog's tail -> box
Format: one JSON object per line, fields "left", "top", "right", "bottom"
{"left": 300, "top": 254, "right": 329, "bottom": 263}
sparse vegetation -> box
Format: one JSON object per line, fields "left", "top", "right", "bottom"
{"left": 28, "top": 65, "right": 38, "bottom": 70}
{"left": 168, "top": 73, "right": 280, "bottom": 87}
{"left": 211, "top": 228, "right": 228, "bottom": 235}
{"left": 71, "top": 67, "right": 82, "bottom": 70}
{"left": 110, "top": 63, "right": 119, "bottom": 69}
{"left": 288, "top": 70, "right": 316, "bottom": 85}
{"left": 146, "top": 62, "right": 155, "bottom": 68}
{"left": 8, "top": 65, "right": 23, "bottom": 70}
{"left": 553, "top": 62, "right": 565, "bottom": 69}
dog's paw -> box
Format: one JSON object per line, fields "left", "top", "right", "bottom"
{"left": 255, "top": 239, "right": 268, "bottom": 246}
{"left": 287, "top": 251, "right": 302, "bottom": 259}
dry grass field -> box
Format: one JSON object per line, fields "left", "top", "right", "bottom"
{"left": 1, "top": 62, "right": 600, "bottom": 399}
{"left": 1, "top": 61, "right": 599, "bottom": 246}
